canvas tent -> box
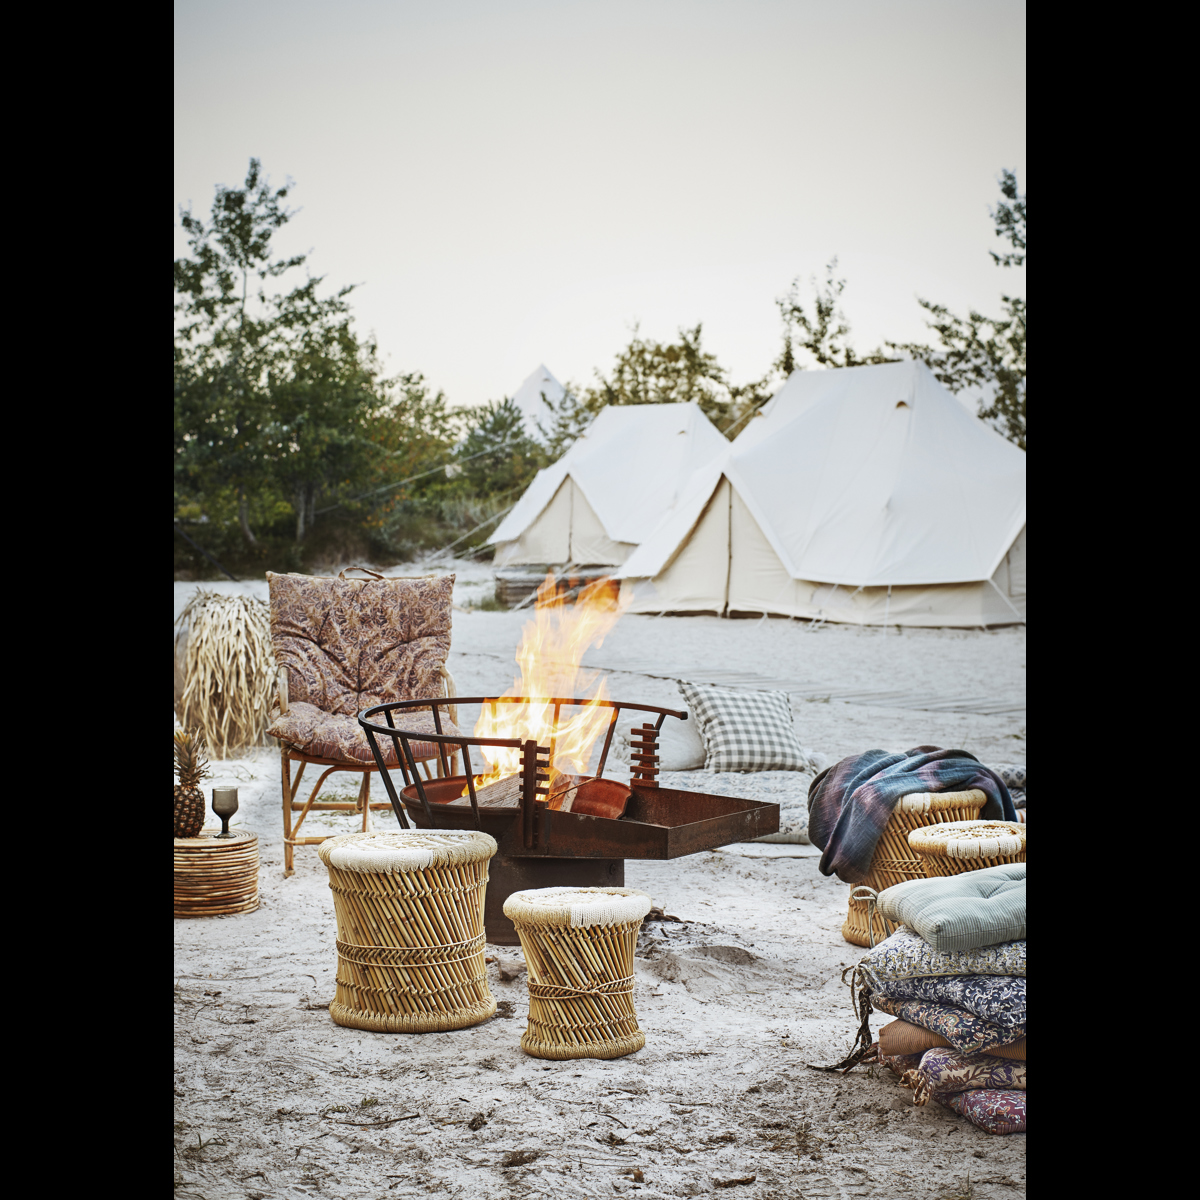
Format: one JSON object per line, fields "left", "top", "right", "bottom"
{"left": 488, "top": 403, "right": 729, "bottom": 567}
{"left": 616, "top": 362, "right": 1027, "bottom": 627}
{"left": 510, "top": 364, "right": 566, "bottom": 440}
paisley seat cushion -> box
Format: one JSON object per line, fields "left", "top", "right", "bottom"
{"left": 268, "top": 702, "right": 460, "bottom": 766}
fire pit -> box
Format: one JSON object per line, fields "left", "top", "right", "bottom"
{"left": 358, "top": 696, "right": 780, "bottom": 943}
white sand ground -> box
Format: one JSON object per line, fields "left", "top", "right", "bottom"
{"left": 174, "top": 566, "right": 1026, "bottom": 1199}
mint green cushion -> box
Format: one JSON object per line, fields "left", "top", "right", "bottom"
{"left": 876, "top": 864, "right": 1025, "bottom": 953}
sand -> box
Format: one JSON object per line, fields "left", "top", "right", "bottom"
{"left": 174, "top": 566, "right": 1026, "bottom": 1198}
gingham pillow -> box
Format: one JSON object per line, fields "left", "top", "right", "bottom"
{"left": 678, "top": 681, "right": 807, "bottom": 772}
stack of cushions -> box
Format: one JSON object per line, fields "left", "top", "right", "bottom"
{"left": 864, "top": 864, "right": 1026, "bottom": 1135}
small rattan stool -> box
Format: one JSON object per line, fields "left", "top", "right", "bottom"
{"left": 174, "top": 829, "right": 259, "bottom": 917}
{"left": 843, "top": 790, "right": 987, "bottom": 947}
{"left": 908, "top": 820, "right": 1026, "bottom": 877}
{"left": 503, "top": 887, "right": 651, "bottom": 1060}
{"left": 319, "top": 830, "right": 497, "bottom": 1033}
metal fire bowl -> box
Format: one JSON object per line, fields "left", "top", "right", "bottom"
{"left": 399, "top": 777, "right": 780, "bottom": 944}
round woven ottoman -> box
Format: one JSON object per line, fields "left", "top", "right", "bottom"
{"left": 843, "top": 790, "right": 987, "bottom": 947}
{"left": 319, "top": 830, "right": 498, "bottom": 1033}
{"left": 908, "top": 820, "right": 1026, "bottom": 877}
{"left": 503, "top": 887, "right": 651, "bottom": 1060}
{"left": 174, "top": 829, "right": 259, "bottom": 917}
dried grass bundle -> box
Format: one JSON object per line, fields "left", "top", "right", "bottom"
{"left": 175, "top": 591, "right": 276, "bottom": 759}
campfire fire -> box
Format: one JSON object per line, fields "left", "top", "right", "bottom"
{"left": 464, "top": 572, "right": 630, "bottom": 801}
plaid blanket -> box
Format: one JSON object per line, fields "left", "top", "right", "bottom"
{"left": 807, "top": 747, "right": 1016, "bottom": 883}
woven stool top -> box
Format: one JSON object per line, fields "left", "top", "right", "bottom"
{"left": 895, "top": 790, "right": 987, "bottom": 813}
{"left": 318, "top": 830, "right": 497, "bottom": 874}
{"left": 908, "top": 820, "right": 1025, "bottom": 859}
{"left": 503, "top": 886, "right": 652, "bottom": 928}
{"left": 174, "top": 829, "right": 258, "bottom": 849}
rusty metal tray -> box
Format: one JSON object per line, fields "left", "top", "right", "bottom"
{"left": 398, "top": 777, "right": 780, "bottom": 859}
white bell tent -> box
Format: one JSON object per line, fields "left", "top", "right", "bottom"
{"left": 616, "top": 362, "right": 1027, "bottom": 627}
{"left": 509, "top": 365, "right": 566, "bottom": 440}
{"left": 488, "top": 403, "right": 729, "bottom": 567}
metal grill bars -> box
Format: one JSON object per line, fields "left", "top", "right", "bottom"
{"left": 358, "top": 697, "right": 687, "bottom": 832}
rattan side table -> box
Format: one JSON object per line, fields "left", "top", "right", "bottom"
{"left": 503, "top": 886, "right": 651, "bottom": 1060}
{"left": 174, "top": 829, "right": 259, "bottom": 917}
{"left": 319, "top": 830, "right": 497, "bottom": 1033}
{"left": 908, "top": 820, "right": 1026, "bottom": 877}
{"left": 843, "top": 790, "right": 988, "bottom": 947}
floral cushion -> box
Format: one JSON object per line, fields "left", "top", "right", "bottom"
{"left": 942, "top": 1089, "right": 1026, "bottom": 1135}
{"left": 268, "top": 572, "right": 454, "bottom": 717}
{"left": 267, "top": 702, "right": 461, "bottom": 766}
{"left": 870, "top": 975, "right": 1025, "bottom": 1034}
{"left": 869, "top": 994, "right": 1024, "bottom": 1055}
{"left": 900, "top": 1047, "right": 1027, "bottom": 1107}
{"left": 862, "top": 928, "right": 1026, "bottom": 983}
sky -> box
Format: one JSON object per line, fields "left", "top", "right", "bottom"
{"left": 174, "top": 0, "right": 1026, "bottom": 409}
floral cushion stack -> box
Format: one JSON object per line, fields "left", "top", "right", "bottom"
{"left": 861, "top": 866, "right": 1027, "bottom": 1135}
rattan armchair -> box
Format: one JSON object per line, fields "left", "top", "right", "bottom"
{"left": 266, "top": 568, "right": 462, "bottom": 875}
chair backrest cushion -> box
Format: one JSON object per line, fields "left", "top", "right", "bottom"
{"left": 268, "top": 572, "right": 454, "bottom": 715}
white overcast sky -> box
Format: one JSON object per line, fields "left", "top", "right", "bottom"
{"left": 174, "top": 0, "right": 1026, "bottom": 408}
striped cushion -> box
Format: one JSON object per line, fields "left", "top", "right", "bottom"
{"left": 876, "top": 864, "right": 1025, "bottom": 953}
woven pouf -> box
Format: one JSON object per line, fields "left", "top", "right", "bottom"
{"left": 908, "top": 820, "right": 1027, "bottom": 877}
{"left": 318, "top": 830, "right": 498, "bottom": 1033}
{"left": 503, "top": 887, "right": 651, "bottom": 1060}
{"left": 843, "top": 790, "right": 987, "bottom": 948}
{"left": 174, "top": 829, "right": 259, "bottom": 917}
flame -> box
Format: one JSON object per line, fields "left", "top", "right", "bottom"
{"left": 465, "top": 572, "right": 630, "bottom": 798}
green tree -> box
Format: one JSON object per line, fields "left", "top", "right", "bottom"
{"left": 890, "top": 171, "right": 1027, "bottom": 448}
{"left": 775, "top": 258, "right": 896, "bottom": 374}
{"left": 578, "top": 323, "right": 774, "bottom": 439}
{"left": 454, "top": 398, "right": 543, "bottom": 497}
{"left": 175, "top": 159, "right": 393, "bottom": 544}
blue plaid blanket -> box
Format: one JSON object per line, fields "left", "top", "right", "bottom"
{"left": 807, "top": 747, "right": 1016, "bottom": 884}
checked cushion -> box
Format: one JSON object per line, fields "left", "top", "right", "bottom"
{"left": 678, "top": 681, "right": 807, "bottom": 773}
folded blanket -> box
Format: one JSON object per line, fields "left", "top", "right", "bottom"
{"left": 862, "top": 928, "right": 1026, "bottom": 983}
{"left": 870, "top": 975, "right": 1026, "bottom": 1034}
{"left": 943, "top": 1089, "right": 1026, "bottom": 1135}
{"left": 900, "top": 1047, "right": 1027, "bottom": 1107}
{"left": 870, "top": 994, "right": 1025, "bottom": 1055}
{"left": 808, "top": 747, "right": 1016, "bottom": 883}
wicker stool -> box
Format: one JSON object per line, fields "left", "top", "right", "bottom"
{"left": 503, "top": 887, "right": 651, "bottom": 1060}
{"left": 843, "top": 790, "right": 987, "bottom": 947}
{"left": 318, "top": 830, "right": 497, "bottom": 1033}
{"left": 908, "top": 820, "right": 1026, "bottom": 877}
{"left": 174, "top": 829, "right": 259, "bottom": 917}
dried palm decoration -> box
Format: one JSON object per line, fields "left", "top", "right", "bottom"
{"left": 175, "top": 591, "right": 276, "bottom": 759}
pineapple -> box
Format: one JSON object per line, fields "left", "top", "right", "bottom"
{"left": 174, "top": 730, "right": 211, "bottom": 839}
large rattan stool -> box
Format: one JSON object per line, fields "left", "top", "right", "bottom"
{"left": 909, "top": 820, "right": 1026, "bottom": 877}
{"left": 503, "top": 887, "right": 651, "bottom": 1060}
{"left": 174, "top": 829, "right": 259, "bottom": 918}
{"left": 843, "top": 790, "right": 987, "bottom": 948}
{"left": 318, "top": 830, "right": 497, "bottom": 1033}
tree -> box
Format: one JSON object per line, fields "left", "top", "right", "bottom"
{"left": 536, "top": 387, "right": 594, "bottom": 460}
{"left": 775, "top": 259, "right": 896, "bottom": 374}
{"left": 578, "top": 323, "right": 774, "bottom": 439}
{"left": 890, "top": 171, "right": 1027, "bottom": 448}
{"left": 454, "top": 398, "right": 543, "bottom": 497}
{"left": 175, "top": 159, "right": 392, "bottom": 543}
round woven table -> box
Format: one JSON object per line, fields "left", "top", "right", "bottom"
{"left": 174, "top": 829, "right": 259, "bottom": 918}
{"left": 318, "top": 830, "right": 497, "bottom": 1033}
{"left": 503, "top": 886, "right": 651, "bottom": 1061}
{"left": 908, "top": 820, "right": 1026, "bottom": 876}
{"left": 843, "top": 790, "right": 987, "bottom": 947}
